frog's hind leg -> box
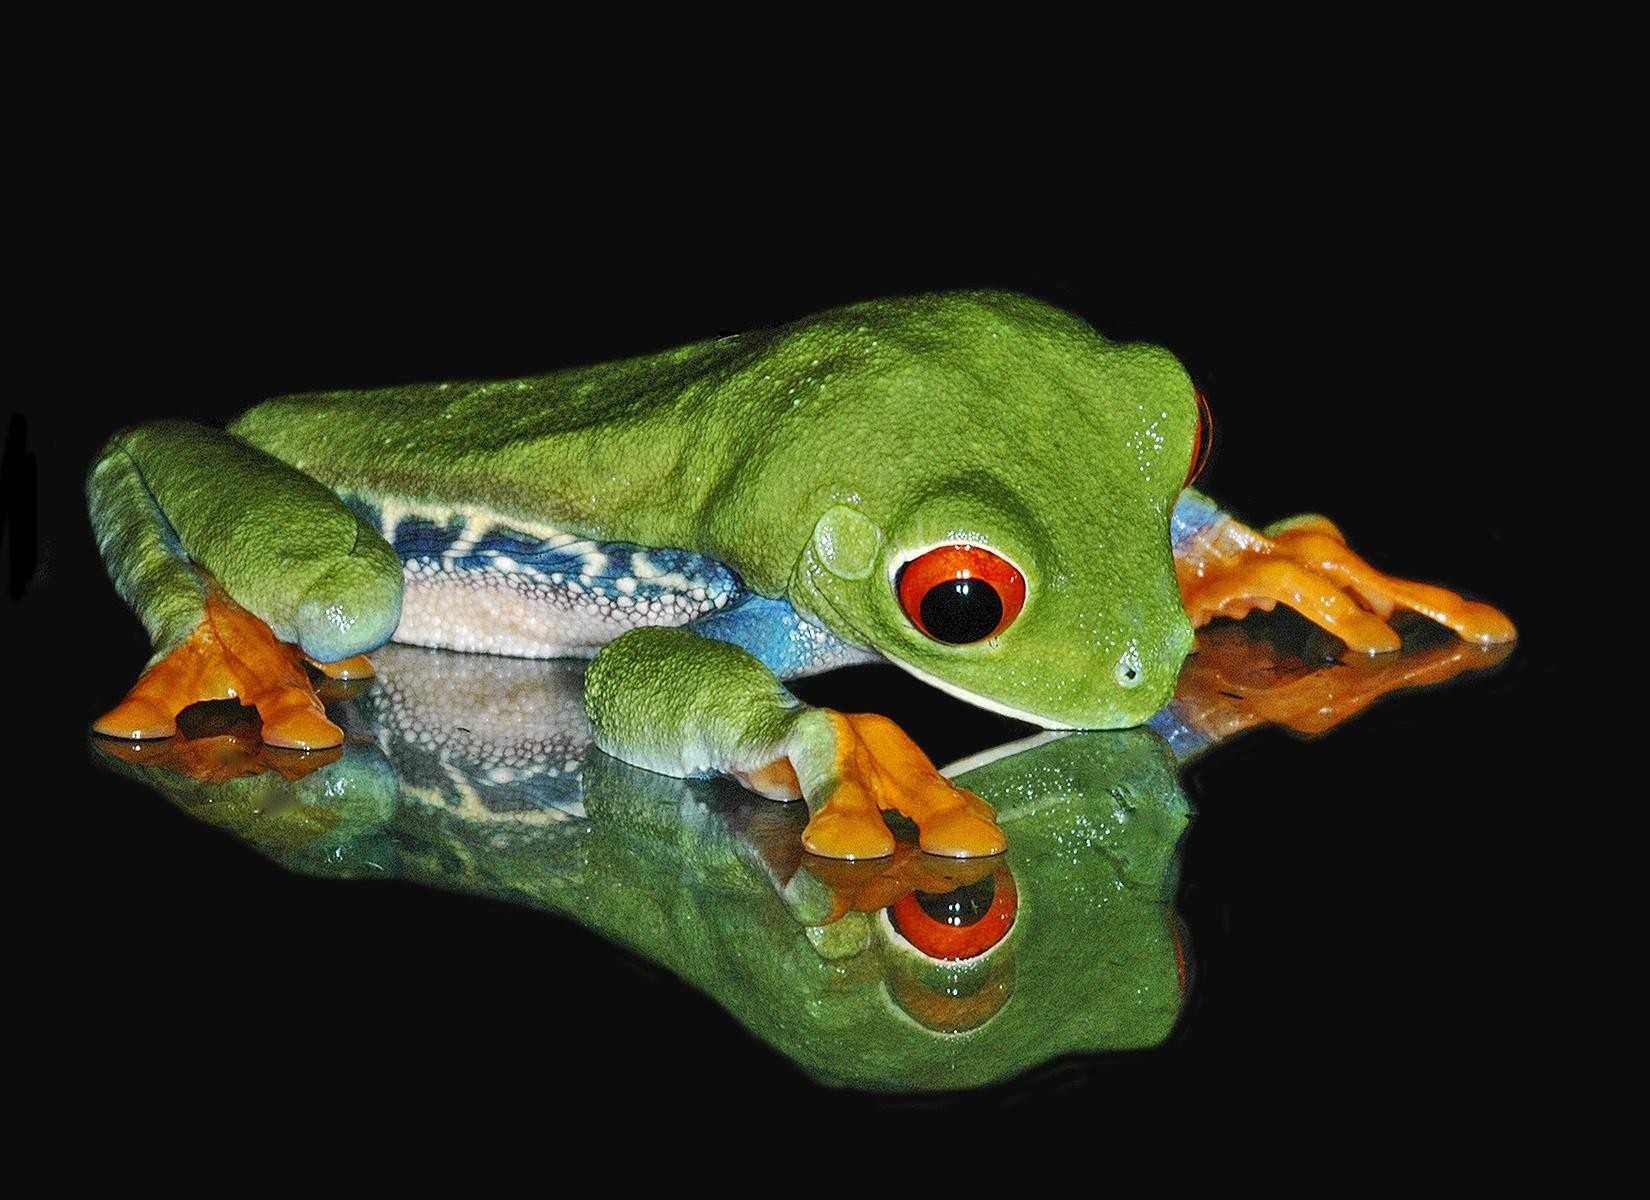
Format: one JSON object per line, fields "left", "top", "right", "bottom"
{"left": 585, "top": 627, "right": 1005, "bottom": 860}
{"left": 88, "top": 422, "right": 402, "bottom": 748}
{"left": 1171, "top": 488, "right": 1517, "bottom": 652}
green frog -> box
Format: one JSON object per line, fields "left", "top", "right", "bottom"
{"left": 87, "top": 290, "right": 1514, "bottom": 859}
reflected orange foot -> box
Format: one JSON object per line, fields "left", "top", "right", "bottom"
{"left": 93, "top": 590, "right": 344, "bottom": 750}
{"left": 799, "top": 846, "right": 999, "bottom": 923}
{"left": 1177, "top": 514, "right": 1517, "bottom": 654}
{"left": 305, "top": 653, "right": 375, "bottom": 680}
{"left": 800, "top": 712, "right": 1007, "bottom": 861}
{"left": 92, "top": 724, "right": 342, "bottom": 783}
{"left": 1180, "top": 623, "right": 1515, "bottom": 737}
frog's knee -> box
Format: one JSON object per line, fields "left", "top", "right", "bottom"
{"left": 293, "top": 542, "right": 403, "bottom": 663}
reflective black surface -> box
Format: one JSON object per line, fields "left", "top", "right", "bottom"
{"left": 23, "top": 262, "right": 1545, "bottom": 1128}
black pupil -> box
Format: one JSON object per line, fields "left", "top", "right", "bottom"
{"left": 919, "top": 579, "right": 1003, "bottom": 644}
{"left": 914, "top": 876, "right": 997, "bottom": 926}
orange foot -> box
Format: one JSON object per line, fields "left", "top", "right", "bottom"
{"left": 305, "top": 653, "right": 375, "bottom": 681}
{"left": 93, "top": 590, "right": 346, "bottom": 750}
{"left": 92, "top": 719, "right": 342, "bottom": 784}
{"left": 1177, "top": 514, "right": 1517, "bottom": 654}
{"left": 795, "top": 711, "right": 1007, "bottom": 861}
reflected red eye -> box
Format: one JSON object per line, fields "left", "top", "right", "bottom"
{"left": 889, "top": 867, "right": 1018, "bottom": 960}
{"left": 1168, "top": 908, "right": 1193, "bottom": 1001}
{"left": 1186, "top": 387, "right": 1214, "bottom": 487}
{"left": 896, "top": 545, "right": 1026, "bottom": 645}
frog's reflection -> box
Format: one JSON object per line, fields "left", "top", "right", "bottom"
{"left": 95, "top": 644, "right": 1190, "bottom": 1091}
{"left": 92, "top": 618, "right": 1508, "bottom": 1091}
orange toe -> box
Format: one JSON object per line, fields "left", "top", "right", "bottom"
{"left": 257, "top": 701, "right": 344, "bottom": 750}
{"left": 96, "top": 587, "right": 345, "bottom": 750}
{"left": 306, "top": 653, "right": 376, "bottom": 680}
{"left": 803, "top": 804, "right": 898, "bottom": 860}
{"left": 1178, "top": 513, "right": 1514, "bottom": 655}
{"left": 92, "top": 695, "right": 179, "bottom": 740}
{"left": 805, "top": 712, "right": 1006, "bottom": 861}
{"left": 915, "top": 804, "right": 1008, "bottom": 858}
{"left": 1463, "top": 606, "right": 1518, "bottom": 644}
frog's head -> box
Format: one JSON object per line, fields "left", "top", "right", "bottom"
{"left": 734, "top": 291, "right": 1201, "bottom": 729}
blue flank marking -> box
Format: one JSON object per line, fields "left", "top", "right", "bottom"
{"left": 393, "top": 514, "right": 465, "bottom": 559}
{"left": 341, "top": 494, "right": 382, "bottom": 532}
{"left": 343, "top": 494, "right": 860, "bottom": 676}
{"left": 468, "top": 768, "right": 586, "bottom": 815}
{"left": 1145, "top": 700, "right": 1216, "bottom": 765}
{"left": 387, "top": 732, "right": 587, "bottom": 815}
{"left": 349, "top": 495, "right": 745, "bottom": 603}
{"left": 432, "top": 532, "right": 743, "bottom": 606}
{"left": 1170, "top": 489, "right": 1223, "bottom": 553}
{"left": 690, "top": 593, "right": 863, "bottom": 678}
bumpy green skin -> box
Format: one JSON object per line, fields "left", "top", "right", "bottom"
{"left": 583, "top": 627, "right": 803, "bottom": 777}
{"left": 91, "top": 291, "right": 1201, "bottom": 768}
{"left": 582, "top": 627, "right": 861, "bottom": 835}
{"left": 573, "top": 736, "right": 1189, "bottom": 1090}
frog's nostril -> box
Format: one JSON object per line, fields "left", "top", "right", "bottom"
{"left": 1114, "top": 647, "right": 1143, "bottom": 689}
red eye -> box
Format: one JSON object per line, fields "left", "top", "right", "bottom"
{"left": 1186, "top": 387, "right": 1214, "bottom": 488}
{"left": 889, "top": 866, "right": 1018, "bottom": 960}
{"left": 896, "top": 544, "right": 1026, "bottom": 645}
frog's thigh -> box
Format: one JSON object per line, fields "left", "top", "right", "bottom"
{"left": 89, "top": 422, "right": 402, "bottom": 748}
{"left": 584, "top": 628, "right": 1005, "bottom": 860}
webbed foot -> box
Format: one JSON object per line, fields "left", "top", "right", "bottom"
{"left": 305, "top": 653, "right": 376, "bottom": 680}
{"left": 586, "top": 626, "right": 1008, "bottom": 861}
{"left": 1177, "top": 512, "right": 1516, "bottom": 653}
{"left": 793, "top": 846, "right": 1000, "bottom": 923}
{"left": 785, "top": 711, "right": 1007, "bottom": 861}
{"left": 91, "top": 712, "right": 343, "bottom": 783}
{"left": 94, "top": 589, "right": 346, "bottom": 750}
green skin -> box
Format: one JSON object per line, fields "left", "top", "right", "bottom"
{"left": 93, "top": 644, "right": 1189, "bottom": 1092}
{"left": 89, "top": 291, "right": 1200, "bottom": 840}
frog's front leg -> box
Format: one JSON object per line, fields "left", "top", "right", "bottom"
{"left": 584, "top": 627, "right": 1005, "bottom": 860}
{"left": 1171, "top": 489, "right": 1516, "bottom": 652}
{"left": 88, "top": 422, "right": 402, "bottom": 748}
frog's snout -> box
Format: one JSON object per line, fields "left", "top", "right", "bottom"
{"left": 1100, "top": 611, "right": 1195, "bottom": 720}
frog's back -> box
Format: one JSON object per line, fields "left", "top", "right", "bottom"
{"left": 228, "top": 335, "right": 769, "bottom": 660}
{"left": 230, "top": 334, "right": 768, "bottom": 544}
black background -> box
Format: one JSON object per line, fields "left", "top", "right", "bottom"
{"left": 14, "top": 182, "right": 1549, "bottom": 1135}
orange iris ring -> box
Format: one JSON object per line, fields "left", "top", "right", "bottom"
{"left": 895, "top": 544, "right": 1028, "bottom": 642}
{"left": 886, "top": 866, "right": 1019, "bottom": 961}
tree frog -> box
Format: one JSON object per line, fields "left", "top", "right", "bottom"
{"left": 87, "top": 290, "right": 1515, "bottom": 859}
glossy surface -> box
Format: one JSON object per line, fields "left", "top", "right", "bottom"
{"left": 34, "top": 254, "right": 1543, "bottom": 1124}
{"left": 90, "top": 615, "right": 1509, "bottom": 1092}
{"left": 96, "top": 644, "right": 1190, "bottom": 1091}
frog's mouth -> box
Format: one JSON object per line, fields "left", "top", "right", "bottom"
{"left": 878, "top": 654, "right": 1075, "bottom": 731}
